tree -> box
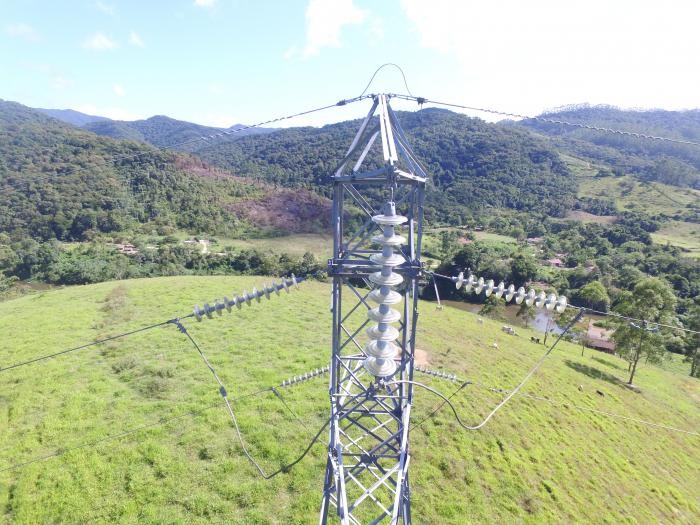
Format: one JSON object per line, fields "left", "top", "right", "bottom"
{"left": 479, "top": 295, "right": 506, "bottom": 320}
{"left": 439, "top": 231, "right": 459, "bottom": 259}
{"left": 575, "top": 281, "right": 611, "bottom": 312}
{"left": 516, "top": 302, "right": 536, "bottom": 328}
{"left": 510, "top": 254, "right": 537, "bottom": 286}
{"left": 612, "top": 278, "right": 678, "bottom": 386}
{"left": 556, "top": 308, "right": 586, "bottom": 352}
{"left": 0, "top": 271, "right": 18, "bottom": 293}
{"left": 683, "top": 305, "right": 700, "bottom": 378}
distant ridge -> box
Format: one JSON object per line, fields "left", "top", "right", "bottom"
{"left": 35, "top": 107, "right": 110, "bottom": 127}
{"left": 31, "top": 105, "right": 279, "bottom": 151}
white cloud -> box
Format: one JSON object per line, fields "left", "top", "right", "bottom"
{"left": 83, "top": 32, "right": 117, "bottom": 51}
{"left": 400, "top": 0, "right": 700, "bottom": 116}
{"left": 113, "top": 84, "right": 125, "bottom": 97}
{"left": 128, "top": 31, "right": 144, "bottom": 47}
{"left": 194, "top": 0, "right": 217, "bottom": 7}
{"left": 95, "top": 1, "right": 115, "bottom": 16}
{"left": 303, "top": 0, "right": 367, "bottom": 57}
{"left": 5, "top": 23, "right": 40, "bottom": 42}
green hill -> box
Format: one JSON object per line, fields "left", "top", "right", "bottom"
{"left": 518, "top": 105, "right": 700, "bottom": 190}
{"left": 35, "top": 108, "right": 110, "bottom": 127}
{"left": 196, "top": 108, "right": 577, "bottom": 221}
{"left": 1, "top": 276, "right": 697, "bottom": 523}
{"left": 83, "top": 116, "right": 225, "bottom": 150}
{"left": 0, "top": 99, "right": 268, "bottom": 242}
{"left": 83, "top": 116, "right": 277, "bottom": 152}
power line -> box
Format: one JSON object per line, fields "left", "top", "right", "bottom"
{"left": 0, "top": 383, "right": 288, "bottom": 474}
{"left": 1, "top": 360, "right": 330, "bottom": 475}
{"left": 410, "top": 380, "right": 471, "bottom": 432}
{"left": 3, "top": 96, "right": 371, "bottom": 198}
{"left": 171, "top": 317, "right": 272, "bottom": 477}
{"left": 391, "top": 94, "right": 700, "bottom": 147}
{"left": 412, "top": 366, "right": 700, "bottom": 437}
{"left": 0, "top": 275, "right": 305, "bottom": 375}
{"left": 567, "top": 305, "right": 700, "bottom": 335}
{"left": 172, "top": 319, "right": 357, "bottom": 480}
{"left": 0, "top": 318, "right": 180, "bottom": 373}
{"left": 410, "top": 310, "right": 582, "bottom": 430}
{"left": 412, "top": 374, "right": 700, "bottom": 438}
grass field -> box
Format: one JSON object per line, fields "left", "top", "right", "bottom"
{"left": 1, "top": 277, "right": 698, "bottom": 524}
{"left": 651, "top": 221, "right": 700, "bottom": 258}
{"left": 136, "top": 231, "right": 332, "bottom": 259}
{"left": 421, "top": 227, "right": 520, "bottom": 258}
{"left": 220, "top": 233, "right": 332, "bottom": 258}
{"left": 564, "top": 154, "right": 700, "bottom": 256}
{"left": 576, "top": 172, "right": 699, "bottom": 218}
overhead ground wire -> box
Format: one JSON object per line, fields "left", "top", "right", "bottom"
{"left": 359, "top": 63, "right": 414, "bottom": 98}
{"left": 5, "top": 95, "right": 371, "bottom": 193}
{"left": 391, "top": 94, "right": 700, "bottom": 148}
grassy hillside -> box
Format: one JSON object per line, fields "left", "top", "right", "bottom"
{"left": 566, "top": 153, "right": 700, "bottom": 256}
{"left": 1, "top": 277, "right": 698, "bottom": 524}
{"left": 652, "top": 221, "right": 700, "bottom": 258}
{"left": 519, "top": 105, "right": 700, "bottom": 190}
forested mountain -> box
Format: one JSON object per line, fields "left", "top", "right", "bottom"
{"left": 6, "top": 99, "right": 699, "bottom": 240}
{"left": 35, "top": 108, "right": 110, "bottom": 127}
{"left": 517, "top": 105, "right": 700, "bottom": 189}
{"left": 81, "top": 115, "right": 277, "bottom": 151}
{"left": 0, "top": 100, "right": 264, "bottom": 242}
{"left": 196, "top": 108, "right": 576, "bottom": 222}
{"left": 82, "top": 115, "right": 224, "bottom": 149}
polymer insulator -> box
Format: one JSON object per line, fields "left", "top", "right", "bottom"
{"left": 363, "top": 201, "right": 406, "bottom": 379}
{"left": 191, "top": 276, "right": 301, "bottom": 322}
{"left": 449, "top": 272, "right": 570, "bottom": 315}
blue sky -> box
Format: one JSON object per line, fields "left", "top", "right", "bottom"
{"left": 1, "top": 0, "right": 699, "bottom": 128}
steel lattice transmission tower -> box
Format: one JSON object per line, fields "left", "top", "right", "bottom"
{"left": 322, "top": 94, "right": 427, "bottom": 524}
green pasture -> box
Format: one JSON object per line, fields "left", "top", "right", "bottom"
{"left": 1, "top": 277, "right": 698, "bottom": 524}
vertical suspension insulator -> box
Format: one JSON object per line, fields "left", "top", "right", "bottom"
{"left": 364, "top": 201, "right": 407, "bottom": 378}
